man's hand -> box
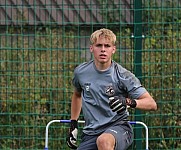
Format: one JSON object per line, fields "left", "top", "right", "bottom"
{"left": 109, "top": 96, "right": 127, "bottom": 113}
{"left": 126, "top": 98, "right": 137, "bottom": 108}
{"left": 66, "top": 120, "right": 78, "bottom": 149}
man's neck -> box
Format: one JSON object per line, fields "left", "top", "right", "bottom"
{"left": 94, "top": 61, "right": 112, "bottom": 71}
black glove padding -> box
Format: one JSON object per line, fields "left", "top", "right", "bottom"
{"left": 109, "top": 96, "right": 127, "bottom": 113}
{"left": 66, "top": 120, "right": 78, "bottom": 149}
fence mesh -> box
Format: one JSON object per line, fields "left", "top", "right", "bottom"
{"left": 0, "top": 0, "right": 181, "bottom": 149}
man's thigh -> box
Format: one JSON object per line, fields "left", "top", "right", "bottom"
{"left": 104, "top": 125, "right": 133, "bottom": 150}
{"left": 77, "top": 134, "right": 98, "bottom": 150}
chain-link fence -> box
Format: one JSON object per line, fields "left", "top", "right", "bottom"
{"left": 0, "top": 0, "right": 180, "bottom": 149}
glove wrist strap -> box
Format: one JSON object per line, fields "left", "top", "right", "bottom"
{"left": 127, "top": 99, "right": 137, "bottom": 108}
{"left": 71, "top": 120, "right": 78, "bottom": 129}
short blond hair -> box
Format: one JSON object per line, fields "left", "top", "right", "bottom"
{"left": 90, "top": 28, "right": 116, "bottom": 45}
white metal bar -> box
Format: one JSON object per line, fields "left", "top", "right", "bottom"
{"left": 129, "top": 121, "right": 149, "bottom": 150}
{"left": 45, "top": 120, "right": 61, "bottom": 150}
{"left": 44, "top": 120, "right": 149, "bottom": 150}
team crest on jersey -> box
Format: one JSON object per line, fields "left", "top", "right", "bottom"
{"left": 105, "top": 85, "right": 115, "bottom": 96}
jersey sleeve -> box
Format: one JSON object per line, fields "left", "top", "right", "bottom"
{"left": 120, "top": 71, "right": 147, "bottom": 99}
{"left": 72, "top": 67, "right": 82, "bottom": 92}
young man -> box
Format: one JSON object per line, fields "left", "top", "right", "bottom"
{"left": 66, "top": 28, "right": 157, "bottom": 150}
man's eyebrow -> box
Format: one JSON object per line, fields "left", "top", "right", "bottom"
{"left": 104, "top": 44, "right": 111, "bottom": 46}
{"left": 95, "top": 43, "right": 111, "bottom": 46}
{"left": 95, "top": 43, "right": 102, "bottom": 46}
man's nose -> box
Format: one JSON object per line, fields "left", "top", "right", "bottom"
{"left": 101, "top": 46, "right": 105, "bottom": 52}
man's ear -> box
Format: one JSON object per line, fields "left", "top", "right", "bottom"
{"left": 112, "top": 46, "right": 116, "bottom": 54}
{"left": 90, "top": 45, "right": 93, "bottom": 53}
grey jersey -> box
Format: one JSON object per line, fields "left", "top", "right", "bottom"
{"left": 72, "top": 60, "right": 147, "bottom": 135}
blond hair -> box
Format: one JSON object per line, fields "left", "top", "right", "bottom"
{"left": 90, "top": 28, "right": 116, "bottom": 45}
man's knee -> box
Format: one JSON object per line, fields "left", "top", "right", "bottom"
{"left": 96, "top": 133, "right": 115, "bottom": 150}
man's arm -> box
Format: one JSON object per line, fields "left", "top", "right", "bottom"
{"left": 128, "top": 92, "right": 157, "bottom": 111}
{"left": 71, "top": 90, "right": 82, "bottom": 120}
{"left": 66, "top": 90, "right": 82, "bottom": 149}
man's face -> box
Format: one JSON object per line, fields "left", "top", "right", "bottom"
{"left": 90, "top": 36, "right": 116, "bottom": 65}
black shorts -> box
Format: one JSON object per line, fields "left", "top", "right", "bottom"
{"left": 77, "top": 122, "right": 133, "bottom": 150}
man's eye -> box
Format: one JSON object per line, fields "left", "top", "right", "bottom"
{"left": 105, "top": 44, "right": 111, "bottom": 47}
{"left": 95, "top": 44, "right": 111, "bottom": 47}
{"left": 96, "top": 44, "right": 102, "bottom": 47}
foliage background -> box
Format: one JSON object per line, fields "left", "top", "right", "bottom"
{"left": 0, "top": 0, "right": 181, "bottom": 150}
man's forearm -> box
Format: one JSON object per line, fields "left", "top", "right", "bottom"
{"left": 132, "top": 92, "right": 157, "bottom": 111}
{"left": 71, "top": 91, "right": 82, "bottom": 120}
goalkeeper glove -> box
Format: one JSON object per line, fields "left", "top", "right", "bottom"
{"left": 109, "top": 96, "right": 127, "bottom": 113}
{"left": 66, "top": 120, "right": 78, "bottom": 149}
{"left": 126, "top": 98, "right": 137, "bottom": 108}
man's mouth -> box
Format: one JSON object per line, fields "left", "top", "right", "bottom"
{"left": 99, "top": 54, "right": 107, "bottom": 58}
